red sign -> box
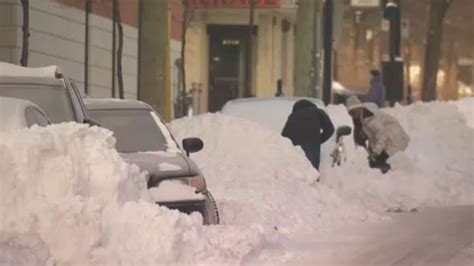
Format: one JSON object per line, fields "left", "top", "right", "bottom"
{"left": 188, "top": 0, "right": 280, "bottom": 9}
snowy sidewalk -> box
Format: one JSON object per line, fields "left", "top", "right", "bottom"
{"left": 284, "top": 206, "right": 474, "bottom": 266}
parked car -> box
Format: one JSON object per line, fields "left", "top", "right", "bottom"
{"left": 84, "top": 98, "right": 219, "bottom": 225}
{"left": 0, "top": 97, "right": 51, "bottom": 132}
{"left": 0, "top": 62, "right": 97, "bottom": 125}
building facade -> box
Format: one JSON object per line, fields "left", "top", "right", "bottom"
{"left": 184, "top": 0, "right": 297, "bottom": 112}
{"left": 0, "top": 0, "right": 183, "bottom": 101}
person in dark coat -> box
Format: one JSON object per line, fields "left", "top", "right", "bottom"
{"left": 360, "top": 70, "right": 386, "bottom": 108}
{"left": 282, "top": 99, "right": 335, "bottom": 170}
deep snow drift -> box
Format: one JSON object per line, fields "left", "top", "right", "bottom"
{"left": 0, "top": 123, "right": 264, "bottom": 265}
{"left": 219, "top": 98, "right": 474, "bottom": 212}
{"left": 170, "top": 115, "right": 380, "bottom": 236}
{"left": 319, "top": 100, "right": 474, "bottom": 211}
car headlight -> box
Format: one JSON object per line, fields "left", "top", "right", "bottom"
{"left": 177, "top": 175, "right": 207, "bottom": 193}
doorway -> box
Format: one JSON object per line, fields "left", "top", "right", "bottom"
{"left": 207, "top": 25, "right": 254, "bottom": 112}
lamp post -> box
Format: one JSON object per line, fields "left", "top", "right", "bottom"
{"left": 382, "top": 0, "right": 404, "bottom": 106}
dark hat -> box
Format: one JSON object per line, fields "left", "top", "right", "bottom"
{"left": 370, "top": 69, "right": 380, "bottom": 76}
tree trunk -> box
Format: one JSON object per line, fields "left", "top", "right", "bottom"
{"left": 180, "top": 0, "right": 193, "bottom": 117}
{"left": 113, "top": 0, "right": 124, "bottom": 99}
{"left": 20, "top": 0, "right": 29, "bottom": 66}
{"left": 246, "top": 0, "right": 256, "bottom": 97}
{"left": 421, "top": 0, "right": 453, "bottom": 101}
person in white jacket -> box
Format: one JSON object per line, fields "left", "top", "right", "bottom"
{"left": 346, "top": 96, "right": 409, "bottom": 173}
{"left": 360, "top": 102, "right": 409, "bottom": 173}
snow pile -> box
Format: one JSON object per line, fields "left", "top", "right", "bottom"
{"left": 170, "top": 114, "right": 379, "bottom": 237}
{"left": 319, "top": 101, "right": 474, "bottom": 211}
{"left": 214, "top": 98, "right": 473, "bottom": 213}
{"left": 0, "top": 62, "right": 60, "bottom": 78}
{"left": 453, "top": 97, "right": 474, "bottom": 128}
{"left": 0, "top": 123, "right": 264, "bottom": 265}
{"left": 149, "top": 180, "right": 205, "bottom": 202}
{"left": 221, "top": 98, "right": 326, "bottom": 132}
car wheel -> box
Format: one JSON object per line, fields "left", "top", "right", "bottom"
{"left": 202, "top": 191, "right": 219, "bottom": 225}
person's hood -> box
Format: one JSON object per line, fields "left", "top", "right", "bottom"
{"left": 292, "top": 99, "right": 317, "bottom": 113}
{"left": 361, "top": 102, "right": 380, "bottom": 122}
{"left": 120, "top": 151, "right": 200, "bottom": 179}
{"left": 362, "top": 102, "right": 379, "bottom": 114}
{"left": 345, "top": 95, "right": 362, "bottom": 112}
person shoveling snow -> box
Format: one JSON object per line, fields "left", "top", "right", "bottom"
{"left": 346, "top": 96, "right": 410, "bottom": 174}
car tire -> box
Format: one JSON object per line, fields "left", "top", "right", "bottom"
{"left": 202, "top": 191, "right": 219, "bottom": 225}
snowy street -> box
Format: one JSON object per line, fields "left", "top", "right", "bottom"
{"left": 284, "top": 205, "right": 474, "bottom": 266}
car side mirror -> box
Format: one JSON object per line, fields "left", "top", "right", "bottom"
{"left": 336, "top": 125, "right": 352, "bottom": 141}
{"left": 84, "top": 117, "right": 101, "bottom": 127}
{"left": 182, "top": 137, "right": 204, "bottom": 156}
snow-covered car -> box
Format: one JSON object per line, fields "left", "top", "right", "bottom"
{"left": 84, "top": 98, "right": 219, "bottom": 225}
{"left": 221, "top": 97, "right": 327, "bottom": 132}
{"left": 0, "top": 62, "right": 97, "bottom": 125}
{"left": 0, "top": 97, "right": 50, "bottom": 132}
{"left": 332, "top": 81, "right": 365, "bottom": 105}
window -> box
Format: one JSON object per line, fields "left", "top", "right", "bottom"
{"left": 87, "top": 109, "right": 179, "bottom": 153}
{"left": 0, "top": 84, "right": 75, "bottom": 123}
{"left": 25, "top": 106, "right": 50, "bottom": 127}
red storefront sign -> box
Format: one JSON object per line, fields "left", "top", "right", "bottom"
{"left": 188, "top": 0, "right": 280, "bottom": 9}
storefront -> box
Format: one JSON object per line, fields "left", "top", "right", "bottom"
{"left": 184, "top": 0, "right": 297, "bottom": 112}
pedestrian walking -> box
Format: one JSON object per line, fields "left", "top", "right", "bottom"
{"left": 360, "top": 69, "right": 386, "bottom": 108}
{"left": 282, "top": 100, "right": 335, "bottom": 171}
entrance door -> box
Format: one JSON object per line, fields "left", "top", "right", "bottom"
{"left": 208, "top": 25, "right": 250, "bottom": 112}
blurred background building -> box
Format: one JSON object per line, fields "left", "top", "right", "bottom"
{"left": 1, "top": 0, "right": 472, "bottom": 118}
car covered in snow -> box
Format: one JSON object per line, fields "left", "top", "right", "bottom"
{"left": 0, "top": 97, "right": 51, "bottom": 132}
{"left": 221, "top": 97, "right": 327, "bottom": 132}
{"left": 84, "top": 98, "right": 219, "bottom": 225}
{"left": 0, "top": 62, "right": 98, "bottom": 125}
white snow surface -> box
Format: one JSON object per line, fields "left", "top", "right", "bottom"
{"left": 0, "top": 123, "right": 264, "bottom": 265}
{"left": 453, "top": 97, "right": 474, "bottom": 128}
{"left": 221, "top": 97, "right": 326, "bottom": 132}
{"left": 170, "top": 114, "right": 380, "bottom": 236}
{"left": 0, "top": 62, "right": 60, "bottom": 78}
{"left": 149, "top": 180, "right": 205, "bottom": 202}
{"left": 158, "top": 162, "right": 182, "bottom": 171}
{"left": 219, "top": 99, "right": 474, "bottom": 212}
{"left": 319, "top": 101, "right": 474, "bottom": 211}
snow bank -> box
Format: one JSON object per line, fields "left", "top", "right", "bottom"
{"left": 453, "top": 97, "right": 474, "bottom": 128}
{"left": 0, "top": 62, "right": 60, "bottom": 78}
{"left": 170, "top": 114, "right": 379, "bottom": 237}
{"left": 0, "top": 123, "right": 264, "bottom": 265}
{"left": 221, "top": 98, "right": 326, "bottom": 132}
{"left": 207, "top": 98, "right": 473, "bottom": 215}
{"left": 319, "top": 101, "right": 474, "bottom": 211}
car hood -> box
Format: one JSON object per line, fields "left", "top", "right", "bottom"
{"left": 120, "top": 151, "right": 201, "bottom": 179}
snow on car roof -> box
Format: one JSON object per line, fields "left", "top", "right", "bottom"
{"left": 225, "top": 96, "right": 326, "bottom": 109}
{"left": 0, "top": 97, "right": 40, "bottom": 131}
{"left": 84, "top": 98, "right": 152, "bottom": 110}
{"left": 221, "top": 97, "right": 327, "bottom": 132}
{"left": 0, "top": 62, "right": 62, "bottom": 79}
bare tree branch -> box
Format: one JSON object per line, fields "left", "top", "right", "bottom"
{"left": 113, "top": 0, "right": 125, "bottom": 99}
{"left": 179, "top": 0, "right": 195, "bottom": 117}
{"left": 20, "top": 0, "right": 30, "bottom": 66}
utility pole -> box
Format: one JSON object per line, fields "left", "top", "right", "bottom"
{"left": 383, "top": 0, "right": 404, "bottom": 106}
{"left": 246, "top": 0, "right": 256, "bottom": 97}
{"left": 138, "top": 0, "right": 171, "bottom": 120}
{"left": 295, "top": 0, "right": 321, "bottom": 97}
{"left": 322, "top": 0, "right": 333, "bottom": 105}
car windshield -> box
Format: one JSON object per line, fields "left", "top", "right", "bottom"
{"left": 87, "top": 109, "right": 178, "bottom": 153}
{"left": 0, "top": 84, "right": 75, "bottom": 123}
